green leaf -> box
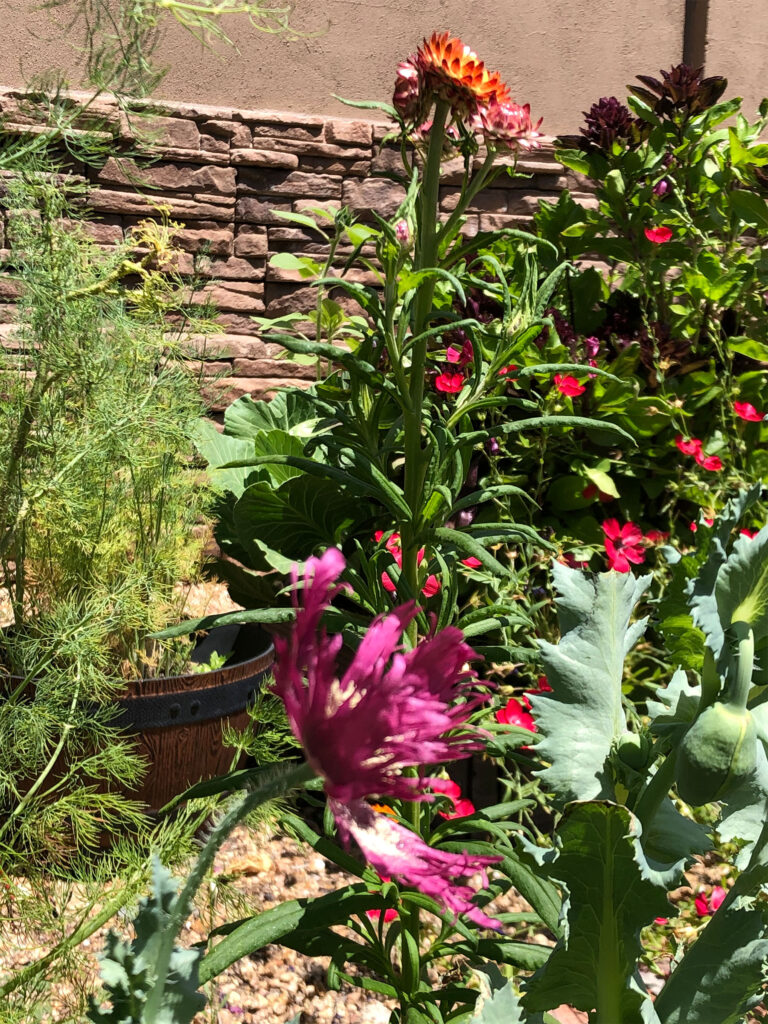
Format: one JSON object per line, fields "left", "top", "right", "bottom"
{"left": 728, "top": 336, "right": 768, "bottom": 361}
{"left": 223, "top": 389, "right": 328, "bottom": 440}
{"left": 532, "top": 563, "right": 651, "bottom": 804}
{"left": 583, "top": 465, "right": 620, "bottom": 499}
{"left": 433, "top": 526, "right": 515, "bottom": 577}
{"left": 233, "top": 476, "right": 360, "bottom": 563}
{"left": 193, "top": 419, "right": 261, "bottom": 497}
{"left": 730, "top": 189, "right": 768, "bottom": 231}
{"left": 273, "top": 209, "right": 331, "bottom": 237}
{"left": 200, "top": 884, "right": 378, "bottom": 982}
{"left": 715, "top": 526, "right": 768, "bottom": 643}
{"left": 522, "top": 802, "right": 670, "bottom": 1023}
{"left": 150, "top": 606, "right": 294, "bottom": 640}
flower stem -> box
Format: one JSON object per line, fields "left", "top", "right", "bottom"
{"left": 401, "top": 99, "right": 449, "bottom": 642}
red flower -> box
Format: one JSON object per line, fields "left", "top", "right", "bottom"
{"left": 553, "top": 374, "right": 586, "bottom": 397}
{"left": 439, "top": 796, "right": 476, "bottom": 820}
{"left": 734, "top": 401, "right": 764, "bottom": 422}
{"left": 740, "top": 528, "right": 759, "bottom": 539}
{"left": 695, "top": 452, "right": 723, "bottom": 472}
{"left": 523, "top": 675, "right": 552, "bottom": 706}
{"left": 644, "top": 225, "right": 673, "bottom": 243}
{"left": 690, "top": 517, "right": 714, "bottom": 532}
{"left": 461, "top": 556, "right": 483, "bottom": 569}
{"left": 376, "top": 532, "right": 440, "bottom": 597}
{"left": 435, "top": 372, "right": 465, "bottom": 394}
{"left": 644, "top": 529, "right": 670, "bottom": 545}
{"left": 495, "top": 697, "right": 536, "bottom": 732}
{"left": 694, "top": 885, "right": 726, "bottom": 918}
{"left": 560, "top": 551, "right": 590, "bottom": 569}
{"left": 602, "top": 519, "right": 646, "bottom": 573}
{"left": 654, "top": 916, "right": 669, "bottom": 925}
{"left": 499, "top": 363, "right": 518, "bottom": 377}
{"left": 675, "top": 435, "right": 702, "bottom": 456}
{"left": 583, "top": 483, "right": 614, "bottom": 502}
{"left": 421, "top": 574, "right": 441, "bottom": 597}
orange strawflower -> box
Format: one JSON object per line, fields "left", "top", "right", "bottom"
{"left": 416, "top": 32, "right": 510, "bottom": 115}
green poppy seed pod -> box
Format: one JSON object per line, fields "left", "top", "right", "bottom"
{"left": 617, "top": 731, "right": 649, "bottom": 772}
{"left": 675, "top": 702, "right": 757, "bottom": 806}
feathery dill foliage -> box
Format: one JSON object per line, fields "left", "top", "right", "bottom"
{"left": 0, "top": 171, "right": 218, "bottom": 869}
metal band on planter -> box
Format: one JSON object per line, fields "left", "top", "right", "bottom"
{"left": 112, "top": 661, "right": 273, "bottom": 730}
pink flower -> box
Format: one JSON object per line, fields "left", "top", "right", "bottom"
{"left": 602, "top": 519, "right": 646, "bottom": 573}
{"left": 476, "top": 100, "right": 543, "bottom": 151}
{"left": 334, "top": 801, "right": 502, "bottom": 930}
{"left": 734, "top": 401, "right": 764, "bottom": 422}
{"left": 495, "top": 697, "right": 536, "bottom": 732}
{"left": 675, "top": 435, "right": 702, "bottom": 457}
{"left": 395, "top": 219, "right": 411, "bottom": 245}
{"left": 461, "top": 556, "right": 483, "bottom": 569}
{"left": 694, "top": 885, "right": 727, "bottom": 918}
{"left": 654, "top": 916, "right": 669, "bottom": 925}
{"left": 645, "top": 225, "right": 673, "bottom": 243}
{"left": 553, "top": 374, "right": 586, "bottom": 397}
{"left": 445, "top": 339, "right": 473, "bottom": 366}
{"left": 584, "top": 336, "right": 601, "bottom": 359}
{"left": 435, "top": 372, "right": 465, "bottom": 394}
{"left": 653, "top": 179, "right": 670, "bottom": 197}
{"left": 273, "top": 550, "right": 501, "bottom": 929}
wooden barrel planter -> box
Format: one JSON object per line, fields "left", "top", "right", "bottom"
{"left": 109, "top": 622, "right": 274, "bottom": 811}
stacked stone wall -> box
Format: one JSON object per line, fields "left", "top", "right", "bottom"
{"left": 0, "top": 88, "right": 595, "bottom": 408}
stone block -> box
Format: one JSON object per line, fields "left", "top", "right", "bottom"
{"left": 234, "top": 226, "right": 268, "bottom": 258}
{"left": 203, "top": 375, "right": 312, "bottom": 410}
{"left": 342, "top": 178, "right": 406, "bottom": 219}
{"left": 235, "top": 198, "right": 291, "bottom": 224}
{"left": 440, "top": 188, "right": 508, "bottom": 214}
{"left": 371, "top": 146, "right": 406, "bottom": 175}
{"left": 199, "top": 255, "right": 265, "bottom": 282}
{"left": 202, "top": 119, "right": 250, "bottom": 143}
{"left": 245, "top": 137, "right": 370, "bottom": 160}
{"left": 237, "top": 169, "right": 342, "bottom": 199}
{"left": 230, "top": 150, "right": 300, "bottom": 170}
{"left": 324, "top": 119, "right": 373, "bottom": 147}
{"left": 89, "top": 189, "right": 233, "bottom": 222}
{"left": 183, "top": 333, "right": 284, "bottom": 360}
{"left": 95, "top": 157, "right": 236, "bottom": 195}
{"left": 200, "top": 135, "right": 229, "bottom": 155}
{"left": 144, "top": 115, "right": 201, "bottom": 150}
{"left": 171, "top": 226, "right": 234, "bottom": 257}
{"left": 293, "top": 198, "right": 341, "bottom": 216}
{"left": 299, "top": 156, "right": 370, "bottom": 178}
{"left": 80, "top": 218, "right": 124, "bottom": 244}
{"left": 191, "top": 281, "right": 265, "bottom": 313}
{"left": 265, "top": 283, "right": 320, "bottom": 315}
{"left": 144, "top": 147, "right": 230, "bottom": 166}
{"left": 233, "top": 358, "right": 315, "bottom": 378}
{"left": 478, "top": 213, "right": 533, "bottom": 231}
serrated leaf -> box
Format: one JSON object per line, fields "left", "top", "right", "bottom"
{"left": 522, "top": 802, "right": 670, "bottom": 1022}
{"left": 193, "top": 419, "right": 262, "bottom": 497}
{"left": 472, "top": 979, "right": 525, "bottom": 1023}
{"left": 532, "top": 563, "right": 651, "bottom": 804}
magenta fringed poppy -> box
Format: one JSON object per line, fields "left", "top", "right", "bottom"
{"left": 272, "top": 549, "right": 502, "bottom": 929}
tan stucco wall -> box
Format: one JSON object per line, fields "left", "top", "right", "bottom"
{"left": 706, "top": 0, "right": 768, "bottom": 118}
{"left": 2, "top": 0, "right": 688, "bottom": 133}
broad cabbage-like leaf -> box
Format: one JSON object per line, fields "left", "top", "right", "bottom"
{"left": 522, "top": 802, "right": 667, "bottom": 1024}
{"left": 532, "top": 563, "right": 651, "bottom": 804}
